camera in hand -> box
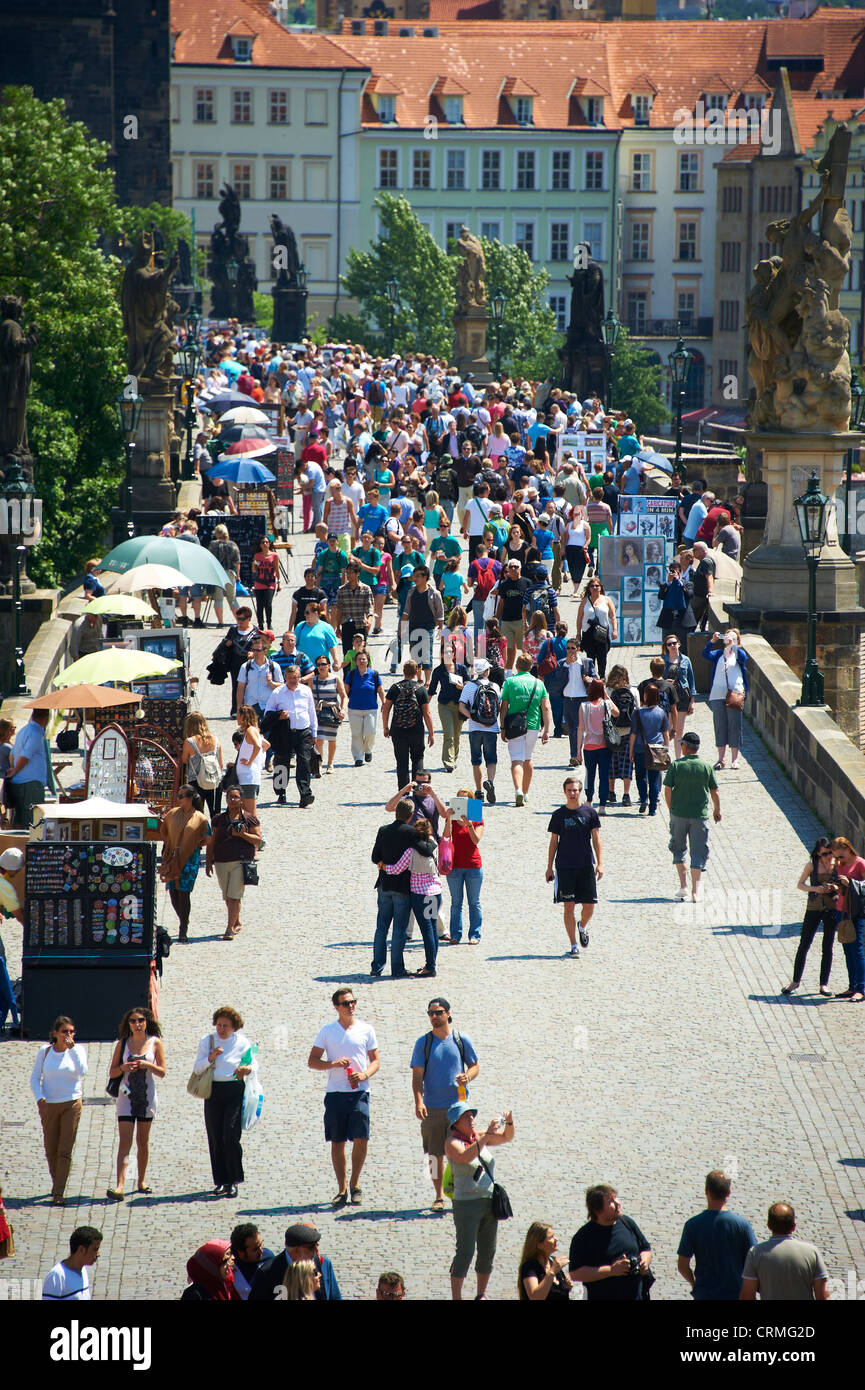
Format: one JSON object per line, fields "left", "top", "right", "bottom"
{"left": 627, "top": 1256, "right": 641, "bottom": 1277}
{"left": 230, "top": 816, "right": 246, "bottom": 832}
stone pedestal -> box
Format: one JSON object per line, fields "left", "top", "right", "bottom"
{"left": 454, "top": 309, "right": 491, "bottom": 382}
{"left": 741, "top": 431, "right": 861, "bottom": 612}
{"left": 131, "top": 382, "right": 177, "bottom": 514}
{"left": 0, "top": 450, "right": 37, "bottom": 595}
{"left": 273, "top": 286, "right": 307, "bottom": 344}
{"left": 0, "top": 589, "right": 60, "bottom": 693}
{"left": 559, "top": 340, "right": 607, "bottom": 402}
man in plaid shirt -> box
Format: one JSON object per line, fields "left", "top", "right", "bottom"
{"left": 332, "top": 561, "right": 374, "bottom": 651}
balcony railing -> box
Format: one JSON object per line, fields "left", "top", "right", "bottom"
{"left": 629, "top": 317, "right": 714, "bottom": 338}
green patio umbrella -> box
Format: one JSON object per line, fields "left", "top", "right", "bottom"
{"left": 99, "top": 536, "right": 229, "bottom": 587}
{"left": 54, "top": 648, "right": 182, "bottom": 688}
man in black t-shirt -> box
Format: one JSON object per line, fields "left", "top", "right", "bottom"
{"left": 690, "top": 542, "right": 715, "bottom": 631}
{"left": 496, "top": 560, "right": 531, "bottom": 668}
{"left": 290, "top": 568, "right": 328, "bottom": 630}
{"left": 546, "top": 776, "right": 602, "bottom": 958}
{"left": 382, "top": 659, "right": 435, "bottom": 787}
{"left": 568, "top": 1185, "right": 653, "bottom": 1302}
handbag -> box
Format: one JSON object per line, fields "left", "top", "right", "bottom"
{"left": 56, "top": 728, "right": 80, "bottom": 752}
{"left": 241, "top": 860, "right": 259, "bottom": 886}
{"left": 438, "top": 836, "right": 454, "bottom": 875}
{"left": 638, "top": 711, "right": 671, "bottom": 771}
{"left": 503, "top": 678, "right": 541, "bottom": 741}
{"left": 602, "top": 700, "right": 622, "bottom": 749}
{"left": 837, "top": 917, "right": 856, "bottom": 944}
{"left": 475, "top": 1148, "right": 513, "bottom": 1221}
{"left": 724, "top": 654, "right": 745, "bottom": 710}
{"left": 0, "top": 1208, "right": 14, "bottom": 1259}
{"left": 538, "top": 640, "right": 558, "bottom": 680}
{"left": 187, "top": 1034, "right": 216, "bottom": 1100}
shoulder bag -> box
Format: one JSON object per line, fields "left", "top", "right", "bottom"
{"left": 638, "top": 709, "right": 671, "bottom": 772}
{"left": 602, "top": 699, "right": 622, "bottom": 749}
{"left": 475, "top": 1147, "right": 513, "bottom": 1221}
{"left": 241, "top": 860, "right": 259, "bottom": 886}
{"left": 724, "top": 654, "right": 745, "bottom": 710}
{"left": 187, "top": 1034, "right": 216, "bottom": 1100}
{"left": 106, "top": 1040, "right": 123, "bottom": 1099}
{"left": 503, "top": 679, "right": 541, "bottom": 740}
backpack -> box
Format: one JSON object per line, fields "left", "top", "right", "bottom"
{"left": 469, "top": 679, "right": 500, "bottom": 728}
{"left": 189, "top": 737, "right": 221, "bottom": 790}
{"left": 528, "top": 585, "right": 556, "bottom": 629}
{"left": 392, "top": 679, "right": 421, "bottom": 730}
{"left": 241, "top": 656, "right": 278, "bottom": 687}
{"left": 472, "top": 557, "right": 497, "bottom": 600}
{"left": 422, "top": 1028, "right": 467, "bottom": 1077}
{"left": 611, "top": 685, "right": 636, "bottom": 730}
{"left": 369, "top": 379, "right": 384, "bottom": 405}
{"left": 436, "top": 464, "right": 458, "bottom": 501}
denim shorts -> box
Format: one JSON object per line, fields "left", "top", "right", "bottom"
{"left": 469, "top": 729, "right": 498, "bottom": 766}
{"left": 323, "top": 1089, "right": 370, "bottom": 1142}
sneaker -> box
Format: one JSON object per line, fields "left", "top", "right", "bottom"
{"left": 639, "top": 803, "right": 648, "bottom": 815}
{"left": 324, "top": 766, "right": 332, "bottom": 775}
{"left": 483, "top": 779, "right": 496, "bottom": 805}
{"left": 364, "top": 753, "right": 372, "bottom": 763}
{"left": 621, "top": 794, "right": 632, "bottom": 807}
{"left": 443, "top": 763, "right": 454, "bottom": 773}
{"left": 578, "top": 926, "right": 590, "bottom": 949}
{"left": 648, "top": 808, "right": 657, "bottom": 816}
{"left": 332, "top": 1190, "right": 348, "bottom": 1207}
{"left": 259, "top": 835, "right": 267, "bottom": 849}
{"left": 515, "top": 791, "right": 524, "bottom": 807}
{"left": 389, "top": 666, "right": 397, "bottom": 675}
{"left": 597, "top": 806, "right": 606, "bottom": 817}
{"left": 568, "top": 757, "right": 580, "bottom": 768}
{"left": 275, "top": 793, "right": 287, "bottom": 805}
{"left": 607, "top": 792, "right": 617, "bottom": 804}
{"left": 350, "top": 1187, "right": 363, "bottom": 1205}
{"left": 569, "top": 943, "right": 581, "bottom": 957}
{"left": 355, "top": 759, "right": 363, "bottom": 767}
{"left": 299, "top": 793, "right": 315, "bottom": 807}
{"left": 674, "top": 887, "right": 688, "bottom": 902}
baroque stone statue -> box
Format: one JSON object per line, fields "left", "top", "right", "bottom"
{"left": 565, "top": 246, "right": 604, "bottom": 346}
{"left": 0, "top": 295, "right": 38, "bottom": 459}
{"left": 456, "top": 227, "right": 486, "bottom": 313}
{"left": 209, "top": 184, "right": 257, "bottom": 322}
{"left": 746, "top": 124, "right": 852, "bottom": 433}
{"left": 270, "top": 213, "right": 301, "bottom": 288}
{"left": 121, "top": 230, "right": 179, "bottom": 381}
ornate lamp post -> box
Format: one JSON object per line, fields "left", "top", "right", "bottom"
{"left": 178, "top": 318, "right": 201, "bottom": 481}
{"left": 297, "top": 261, "right": 309, "bottom": 339}
{"left": 2, "top": 460, "right": 36, "bottom": 695}
{"left": 668, "top": 329, "right": 693, "bottom": 484}
{"left": 385, "top": 277, "right": 400, "bottom": 357}
{"left": 602, "top": 308, "right": 620, "bottom": 410}
{"left": 114, "top": 391, "right": 144, "bottom": 540}
{"left": 491, "top": 288, "right": 506, "bottom": 380}
{"left": 843, "top": 366, "right": 865, "bottom": 554}
{"left": 225, "top": 258, "right": 239, "bottom": 319}
{"left": 793, "top": 470, "right": 830, "bottom": 707}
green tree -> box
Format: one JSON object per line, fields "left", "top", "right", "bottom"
{"left": 337, "top": 194, "right": 455, "bottom": 358}
{"left": 610, "top": 328, "right": 670, "bottom": 433}
{"left": 252, "top": 291, "right": 274, "bottom": 333}
{"left": 0, "top": 86, "right": 125, "bottom": 586}
{"left": 477, "top": 239, "right": 559, "bottom": 381}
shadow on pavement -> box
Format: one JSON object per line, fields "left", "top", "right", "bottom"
{"left": 334, "top": 1207, "right": 434, "bottom": 1223}
{"left": 838, "top": 1157, "right": 865, "bottom": 1167}
{"left": 747, "top": 993, "right": 830, "bottom": 1006}
{"left": 485, "top": 953, "right": 570, "bottom": 962}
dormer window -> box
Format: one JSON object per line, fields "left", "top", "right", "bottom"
{"left": 514, "top": 96, "right": 533, "bottom": 126}
{"left": 378, "top": 94, "right": 397, "bottom": 124}
{"left": 585, "top": 97, "right": 604, "bottom": 126}
{"left": 632, "top": 94, "right": 651, "bottom": 127}
{"left": 443, "top": 95, "right": 463, "bottom": 125}
{"left": 742, "top": 93, "right": 765, "bottom": 111}
{"left": 705, "top": 92, "right": 728, "bottom": 111}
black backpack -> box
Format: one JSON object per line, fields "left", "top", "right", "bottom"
{"left": 392, "top": 679, "right": 421, "bottom": 730}
{"left": 423, "top": 1028, "right": 467, "bottom": 1076}
{"left": 469, "top": 679, "right": 500, "bottom": 728}
{"left": 611, "top": 685, "right": 636, "bottom": 730}
{"left": 436, "top": 464, "right": 458, "bottom": 501}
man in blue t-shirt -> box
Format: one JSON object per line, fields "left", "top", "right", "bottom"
{"left": 677, "top": 1170, "right": 756, "bottom": 1300}
{"left": 8, "top": 709, "right": 54, "bottom": 828}
{"left": 409, "top": 997, "right": 479, "bottom": 1211}
{"left": 356, "top": 488, "right": 390, "bottom": 541}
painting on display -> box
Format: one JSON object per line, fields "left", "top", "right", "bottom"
{"left": 598, "top": 534, "right": 676, "bottom": 646}
{"left": 617, "top": 495, "right": 678, "bottom": 538}
{"left": 86, "top": 724, "right": 130, "bottom": 803}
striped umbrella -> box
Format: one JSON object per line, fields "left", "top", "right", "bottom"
{"left": 217, "top": 424, "right": 272, "bottom": 444}
{"left": 218, "top": 438, "right": 277, "bottom": 459}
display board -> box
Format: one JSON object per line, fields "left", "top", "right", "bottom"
{"left": 236, "top": 487, "right": 271, "bottom": 517}
{"left": 617, "top": 495, "right": 678, "bottom": 540}
{"left": 86, "top": 724, "right": 131, "bottom": 802}
{"left": 131, "top": 736, "right": 179, "bottom": 812}
{"left": 196, "top": 513, "right": 267, "bottom": 586}
{"left": 561, "top": 432, "right": 606, "bottom": 474}
{"left": 598, "top": 533, "right": 676, "bottom": 647}
{"left": 93, "top": 700, "right": 187, "bottom": 755}
{"left": 272, "top": 437, "right": 295, "bottom": 508}
{"left": 24, "top": 842, "right": 156, "bottom": 956}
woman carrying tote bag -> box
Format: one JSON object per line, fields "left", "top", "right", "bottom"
{"left": 189, "top": 1007, "right": 254, "bottom": 1199}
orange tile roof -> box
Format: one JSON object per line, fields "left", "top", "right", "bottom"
{"left": 793, "top": 94, "right": 865, "bottom": 150}
{"left": 427, "top": 0, "right": 501, "bottom": 17}
{"left": 172, "top": 0, "right": 368, "bottom": 69}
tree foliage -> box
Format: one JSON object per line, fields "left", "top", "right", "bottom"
{"left": 477, "top": 239, "right": 559, "bottom": 382}
{"left": 610, "top": 328, "right": 670, "bottom": 433}
{"left": 0, "top": 86, "right": 125, "bottom": 586}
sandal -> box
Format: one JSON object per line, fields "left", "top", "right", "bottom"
{"left": 713, "top": 760, "right": 726, "bottom": 770}
{"left": 106, "top": 1188, "right": 125, "bottom": 1201}
{"left": 223, "top": 929, "right": 236, "bottom": 941}
{"left": 432, "top": 1197, "right": 446, "bottom": 1212}
{"left": 136, "top": 1185, "right": 153, "bottom": 1195}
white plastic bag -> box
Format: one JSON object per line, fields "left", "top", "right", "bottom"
{"left": 482, "top": 591, "right": 497, "bottom": 623}
{"left": 242, "top": 1063, "right": 263, "bottom": 1131}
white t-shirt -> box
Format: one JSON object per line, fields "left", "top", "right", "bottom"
{"left": 314, "top": 1020, "right": 378, "bottom": 1093}
{"left": 465, "top": 498, "right": 493, "bottom": 537}
{"left": 342, "top": 478, "right": 366, "bottom": 513}
{"left": 459, "top": 679, "right": 500, "bottom": 734}
{"left": 709, "top": 648, "right": 745, "bottom": 701}
{"left": 42, "top": 1261, "right": 91, "bottom": 1300}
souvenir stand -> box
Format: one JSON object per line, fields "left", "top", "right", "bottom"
{"left": 21, "top": 799, "right": 159, "bottom": 1040}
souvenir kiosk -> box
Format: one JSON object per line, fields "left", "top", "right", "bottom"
{"left": 21, "top": 799, "right": 159, "bottom": 1041}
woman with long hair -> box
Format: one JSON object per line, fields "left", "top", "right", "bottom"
{"left": 181, "top": 712, "right": 223, "bottom": 817}
{"left": 251, "top": 535, "right": 280, "bottom": 631}
{"left": 627, "top": 683, "right": 671, "bottom": 817}
{"left": 483, "top": 618, "right": 507, "bottom": 681}
{"left": 605, "top": 663, "right": 638, "bottom": 805}
{"left": 577, "top": 578, "right": 617, "bottom": 679}
{"left": 160, "top": 784, "right": 211, "bottom": 942}
{"left": 29, "top": 1015, "right": 88, "bottom": 1205}
{"left": 235, "top": 706, "right": 267, "bottom": 814}
{"left": 308, "top": 655, "right": 347, "bottom": 774}
{"left": 523, "top": 610, "right": 551, "bottom": 672}
{"left": 830, "top": 836, "right": 865, "bottom": 1003}
{"left": 781, "top": 838, "right": 839, "bottom": 997}
{"left": 575, "top": 678, "right": 619, "bottom": 813}
{"left": 443, "top": 604, "right": 474, "bottom": 670}
{"left": 565, "top": 505, "right": 591, "bottom": 592}
{"left": 518, "top": 1222, "right": 572, "bottom": 1301}
{"left": 282, "top": 1260, "right": 321, "bottom": 1301}
{"left": 106, "top": 1007, "right": 166, "bottom": 1200}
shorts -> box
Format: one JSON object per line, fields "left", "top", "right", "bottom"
{"left": 181, "top": 583, "right": 206, "bottom": 600}
{"left": 218, "top": 577, "right": 237, "bottom": 606}
{"left": 553, "top": 865, "right": 597, "bottom": 904}
{"left": 505, "top": 728, "right": 538, "bottom": 763}
{"left": 420, "top": 1106, "right": 450, "bottom": 1158}
{"left": 237, "top": 783, "right": 259, "bottom": 799}
{"left": 324, "top": 1089, "right": 371, "bottom": 1143}
{"left": 500, "top": 618, "right": 524, "bottom": 651}
{"left": 321, "top": 582, "right": 340, "bottom": 604}
{"left": 408, "top": 626, "right": 435, "bottom": 670}
{"left": 469, "top": 729, "right": 498, "bottom": 766}
{"left": 215, "top": 860, "right": 247, "bottom": 901}
{"left": 373, "top": 582, "right": 388, "bottom": 595}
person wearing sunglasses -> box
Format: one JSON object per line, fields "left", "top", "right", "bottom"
{"left": 30, "top": 1016, "right": 88, "bottom": 1205}
{"left": 781, "top": 839, "right": 839, "bottom": 998}
{"left": 410, "top": 998, "right": 479, "bottom": 1212}
{"left": 308, "top": 988, "right": 380, "bottom": 1208}
{"left": 106, "top": 1007, "right": 166, "bottom": 1200}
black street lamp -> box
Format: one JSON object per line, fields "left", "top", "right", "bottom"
{"left": 225, "top": 258, "right": 239, "bottom": 318}
{"left": 2, "top": 459, "right": 35, "bottom": 695}
{"left": 298, "top": 262, "right": 308, "bottom": 293}
{"left": 668, "top": 329, "right": 693, "bottom": 484}
{"left": 491, "top": 289, "right": 506, "bottom": 380}
{"left": 844, "top": 366, "right": 865, "bottom": 554}
{"left": 297, "top": 262, "right": 309, "bottom": 339}
{"left": 602, "top": 308, "right": 620, "bottom": 410}
{"left": 115, "top": 391, "right": 144, "bottom": 540}
{"left": 793, "top": 470, "right": 830, "bottom": 707}
{"left": 385, "top": 276, "right": 399, "bottom": 356}
{"left": 178, "top": 333, "right": 201, "bottom": 480}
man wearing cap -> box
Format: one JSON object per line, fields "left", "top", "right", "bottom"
{"left": 410, "top": 998, "right": 479, "bottom": 1211}
{"left": 248, "top": 1222, "right": 342, "bottom": 1301}
{"left": 459, "top": 658, "right": 499, "bottom": 805}
{"left": 663, "top": 732, "right": 721, "bottom": 904}
{"left": 0, "top": 846, "right": 25, "bottom": 925}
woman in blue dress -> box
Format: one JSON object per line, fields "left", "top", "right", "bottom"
{"left": 160, "top": 786, "right": 211, "bottom": 942}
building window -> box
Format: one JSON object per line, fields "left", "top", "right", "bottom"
{"left": 446, "top": 150, "right": 466, "bottom": 190}
{"left": 705, "top": 92, "right": 728, "bottom": 111}
{"left": 677, "top": 291, "right": 697, "bottom": 329}
{"left": 378, "top": 94, "right": 396, "bottom": 124}
{"left": 231, "top": 36, "right": 252, "bottom": 62}
{"left": 626, "top": 291, "right": 647, "bottom": 334}
{"left": 632, "top": 94, "right": 652, "bottom": 126}
{"left": 269, "top": 164, "right": 288, "bottom": 201}
{"left": 305, "top": 90, "right": 327, "bottom": 125}
{"left": 551, "top": 150, "right": 571, "bottom": 191}
{"left": 481, "top": 150, "right": 501, "bottom": 191}
{"left": 550, "top": 294, "right": 567, "bottom": 333}
{"left": 677, "top": 221, "right": 697, "bottom": 261}
{"left": 516, "top": 150, "right": 536, "bottom": 191}
{"left": 718, "top": 358, "right": 738, "bottom": 390}
{"left": 481, "top": 220, "right": 501, "bottom": 241}
{"left": 195, "top": 88, "right": 214, "bottom": 123}
{"left": 720, "top": 241, "right": 741, "bottom": 273}
{"left": 719, "top": 299, "right": 740, "bottom": 332}
{"left": 584, "top": 151, "right": 605, "bottom": 191}
{"left": 269, "top": 90, "right": 289, "bottom": 125}
{"left": 303, "top": 160, "right": 327, "bottom": 201}
{"left": 586, "top": 97, "right": 604, "bottom": 125}
{"left": 443, "top": 95, "right": 463, "bottom": 125}
{"left": 195, "top": 162, "right": 216, "bottom": 199}
{"left": 721, "top": 185, "right": 742, "bottom": 214}
{"left": 582, "top": 220, "right": 603, "bottom": 261}
{"left": 550, "top": 222, "right": 570, "bottom": 261}
{"left": 445, "top": 221, "right": 462, "bottom": 247}
{"left": 743, "top": 93, "right": 765, "bottom": 111}
{"left": 379, "top": 149, "right": 398, "bottom": 189}
{"left": 514, "top": 96, "right": 533, "bottom": 126}
{"left": 631, "top": 152, "right": 652, "bottom": 191}
{"left": 630, "top": 220, "right": 650, "bottom": 261}
{"left": 231, "top": 89, "right": 252, "bottom": 124}
{"left": 678, "top": 152, "right": 700, "bottom": 193}
{"left": 515, "top": 221, "right": 535, "bottom": 259}
{"left": 412, "top": 149, "right": 431, "bottom": 189}
{"left": 232, "top": 163, "right": 252, "bottom": 200}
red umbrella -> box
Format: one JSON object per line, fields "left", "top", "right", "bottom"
{"left": 221, "top": 438, "right": 277, "bottom": 458}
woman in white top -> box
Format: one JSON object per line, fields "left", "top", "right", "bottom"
{"left": 576, "top": 578, "right": 618, "bottom": 678}
{"left": 562, "top": 637, "right": 596, "bottom": 766}
{"left": 106, "top": 1006, "right": 166, "bottom": 1200}
{"left": 191, "top": 1006, "right": 254, "bottom": 1198}
{"left": 565, "top": 507, "right": 591, "bottom": 591}
{"left": 30, "top": 1015, "right": 88, "bottom": 1205}
{"left": 235, "top": 705, "right": 268, "bottom": 815}
{"left": 487, "top": 422, "right": 509, "bottom": 463}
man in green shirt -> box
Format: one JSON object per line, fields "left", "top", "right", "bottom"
{"left": 428, "top": 519, "right": 463, "bottom": 587}
{"left": 499, "top": 653, "right": 550, "bottom": 807}
{"left": 663, "top": 731, "right": 721, "bottom": 904}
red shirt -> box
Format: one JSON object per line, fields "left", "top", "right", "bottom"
{"left": 452, "top": 820, "right": 482, "bottom": 870}
{"left": 302, "top": 442, "right": 327, "bottom": 468}
{"left": 488, "top": 401, "right": 506, "bottom": 422}
{"left": 237, "top": 372, "right": 256, "bottom": 397}
{"left": 696, "top": 505, "right": 726, "bottom": 544}
{"left": 840, "top": 856, "right": 865, "bottom": 913}
{"left": 448, "top": 391, "right": 468, "bottom": 410}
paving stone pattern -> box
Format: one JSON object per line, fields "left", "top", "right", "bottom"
{"left": 3, "top": 529, "right": 864, "bottom": 1302}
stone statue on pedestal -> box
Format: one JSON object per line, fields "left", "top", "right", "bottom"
{"left": 746, "top": 125, "right": 852, "bottom": 433}
{"left": 270, "top": 214, "right": 306, "bottom": 342}
{"left": 209, "top": 184, "right": 257, "bottom": 323}
{"left": 452, "top": 227, "right": 491, "bottom": 378}
{"left": 560, "top": 245, "right": 607, "bottom": 398}
{"left": 121, "top": 230, "right": 180, "bottom": 381}
{"left": 0, "top": 296, "right": 38, "bottom": 463}
{"left": 456, "top": 227, "right": 486, "bottom": 312}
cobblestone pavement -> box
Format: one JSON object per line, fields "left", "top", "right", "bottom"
{"left": 3, "top": 528, "right": 865, "bottom": 1303}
